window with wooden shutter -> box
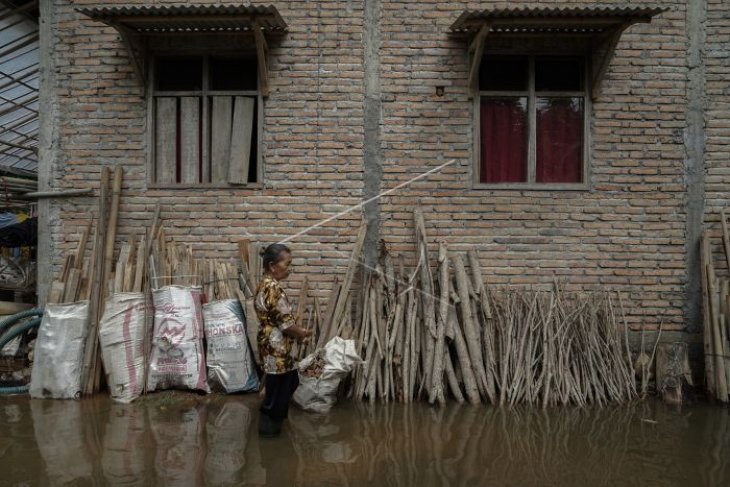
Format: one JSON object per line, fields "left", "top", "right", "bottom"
{"left": 151, "top": 55, "right": 260, "bottom": 186}
{"left": 77, "top": 4, "right": 287, "bottom": 188}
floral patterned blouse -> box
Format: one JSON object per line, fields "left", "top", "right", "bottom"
{"left": 254, "top": 275, "right": 296, "bottom": 374}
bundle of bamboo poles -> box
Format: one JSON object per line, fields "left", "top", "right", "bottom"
{"left": 148, "top": 230, "right": 204, "bottom": 289}
{"left": 699, "top": 209, "right": 730, "bottom": 404}
{"left": 202, "top": 259, "right": 241, "bottom": 301}
{"left": 347, "top": 209, "right": 637, "bottom": 407}
{"left": 0, "top": 175, "right": 36, "bottom": 192}
{"left": 106, "top": 235, "right": 146, "bottom": 294}
{"left": 47, "top": 221, "right": 92, "bottom": 304}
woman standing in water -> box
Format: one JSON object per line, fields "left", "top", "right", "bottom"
{"left": 255, "top": 243, "right": 312, "bottom": 437}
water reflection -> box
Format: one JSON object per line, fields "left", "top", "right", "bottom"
{"left": 102, "top": 403, "right": 148, "bottom": 485}
{"left": 30, "top": 399, "right": 94, "bottom": 486}
{"left": 204, "top": 400, "right": 253, "bottom": 486}
{"left": 149, "top": 402, "right": 206, "bottom": 486}
{"left": 0, "top": 395, "right": 728, "bottom": 487}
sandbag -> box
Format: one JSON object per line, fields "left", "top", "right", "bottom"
{"left": 203, "top": 299, "right": 259, "bottom": 393}
{"left": 293, "top": 337, "right": 362, "bottom": 414}
{"left": 147, "top": 286, "right": 208, "bottom": 392}
{"left": 29, "top": 301, "right": 89, "bottom": 399}
{"left": 99, "top": 293, "right": 149, "bottom": 403}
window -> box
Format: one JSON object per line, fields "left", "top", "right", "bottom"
{"left": 150, "top": 54, "right": 261, "bottom": 186}
{"left": 476, "top": 55, "right": 588, "bottom": 187}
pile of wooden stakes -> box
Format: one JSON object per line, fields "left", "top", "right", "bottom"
{"left": 699, "top": 210, "right": 730, "bottom": 404}
{"left": 346, "top": 209, "right": 638, "bottom": 406}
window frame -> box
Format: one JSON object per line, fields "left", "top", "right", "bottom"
{"left": 146, "top": 49, "right": 264, "bottom": 189}
{"left": 472, "top": 51, "right": 592, "bottom": 191}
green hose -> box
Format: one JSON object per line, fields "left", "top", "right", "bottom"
{"left": 0, "top": 385, "right": 28, "bottom": 394}
{"left": 0, "top": 307, "right": 44, "bottom": 337}
{"left": 0, "top": 317, "right": 42, "bottom": 395}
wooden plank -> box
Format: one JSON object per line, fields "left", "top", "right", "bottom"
{"left": 468, "top": 24, "right": 490, "bottom": 94}
{"left": 179, "top": 97, "right": 200, "bottom": 184}
{"left": 722, "top": 209, "right": 730, "bottom": 272}
{"left": 709, "top": 269, "right": 729, "bottom": 402}
{"left": 591, "top": 24, "right": 629, "bottom": 100}
{"left": 228, "top": 96, "right": 255, "bottom": 184}
{"left": 325, "top": 222, "right": 368, "bottom": 344}
{"left": 82, "top": 166, "right": 109, "bottom": 394}
{"left": 114, "top": 243, "right": 130, "bottom": 295}
{"left": 155, "top": 97, "right": 177, "bottom": 183}
{"left": 74, "top": 222, "right": 91, "bottom": 270}
{"left": 211, "top": 96, "right": 233, "bottom": 183}
{"left": 60, "top": 253, "right": 74, "bottom": 283}
{"left": 63, "top": 269, "right": 81, "bottom": 303}
{"left": 123, "top": 237, "right": 136, "bottom": 293}
{"left": 253, "top": 24, "right": 269, "bottom": 97}
{"left": 48, "top": 281, "right": 65, "bottom": 304}
{"left": 237, "top": 290, "right": 261, "bottom": 366}
{"left": 295, "top": 277, "right": 309, "bottom": 326}
{"left": 700, "top": 232, "right": 716, "bottom": 396}
{"left": 133, "top": 236, "right": 145, "bottom": 293}
{"left": 103, "top": 167, "right": 123, "bottom": 302}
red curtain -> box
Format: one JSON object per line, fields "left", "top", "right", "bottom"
{"left": 480, "top": 98, "right": 527, "bottom": 183}
{"left": 536, "top": 97, "right": 583, "bottom": 183}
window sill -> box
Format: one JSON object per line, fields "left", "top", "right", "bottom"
{"left": 147, "top": 182, "right": 264, "bottom": 190}
{"left": 471, "top": 182, "right": 589, "bottom": 191}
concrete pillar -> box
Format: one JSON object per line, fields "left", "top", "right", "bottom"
{"left": 37, "top": 0, "right": 60, "bottom": 305}
{"left": 684, "top": 0, "right": 707, "bottom": 332}
{"left": 362, "top": 0, "right": 383, "bottom": 273}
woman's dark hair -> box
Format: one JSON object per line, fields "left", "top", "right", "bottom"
{"left": 261, "top": 243, "right": 291, "bottom": 272}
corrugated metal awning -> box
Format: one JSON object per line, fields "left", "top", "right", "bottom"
{"left": 77, "top": 4, "right": 287, "bottom": 34}
{"left": 450, "top": 6, "right": 667, "bottom": 34}
{"left": 452, "top": 5, "right": 667, "bottom": 100}
{"left": 78, "top": 4, "right": 286, "bottom": 95}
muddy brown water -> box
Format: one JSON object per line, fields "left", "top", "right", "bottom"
{"left": 1, "top": 394, "right": 728, "bottom": 486}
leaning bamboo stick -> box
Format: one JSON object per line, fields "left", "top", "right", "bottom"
{"left": 414, "top": 209, "right": 436, "bottom": 399}
{"left": 701, "top": 232, "right": 717, "bottom": 398}
{"left": 74, "top": 222, "right": 91, "bottom": 271}
{"left": 453, "top": 254, "right": 489, "bottom": 400}
{"left": 102, "top": 166, "right": 123, "bottom": 305}
{"left": 429, "top": 240, "right": 448, "bottom": 405}
{"left": 707, "top": 260, "right": 729, "bottom": 402}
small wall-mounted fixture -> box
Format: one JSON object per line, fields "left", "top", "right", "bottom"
{"left": 435, "top": 86, "right": 445, "bottom": 97}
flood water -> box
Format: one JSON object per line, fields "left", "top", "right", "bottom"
{"left": 1, "top": 393, "right": 728, "bottom": 487}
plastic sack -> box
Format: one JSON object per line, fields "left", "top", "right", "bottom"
{"left": 99, "top": 293, "right": 149, "bottom": 403}
{"left": 203, "top": 299, "right": 259, "bottom": 393}
{"left": 147, "top": 286, "right": 208, "bottom": 392}
{"left": 293, "top": 336, "right": 362, "bottom": 414}
{"left": 29, "top": 301, "right": 89, "bottom": 399}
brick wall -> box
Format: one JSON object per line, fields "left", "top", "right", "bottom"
{"left": 47, "top": 0, "right": 366, "bottom": 302}
{"left": 378, "top": 0, "right": 689, "bottom": 329}
{"left": 43, "top": 0, "right": 729, "bottom": 333}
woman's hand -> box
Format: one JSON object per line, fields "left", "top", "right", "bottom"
{"left": 300, "top": 329, "right": 313, "bottom": 343}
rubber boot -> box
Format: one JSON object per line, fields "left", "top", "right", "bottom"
{"left": 258, "top": 413, "right": 281, "bottom": 438}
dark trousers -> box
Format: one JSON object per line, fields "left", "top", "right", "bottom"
{"left": 260, "top": 369, "right": 299, "bottom": 420}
